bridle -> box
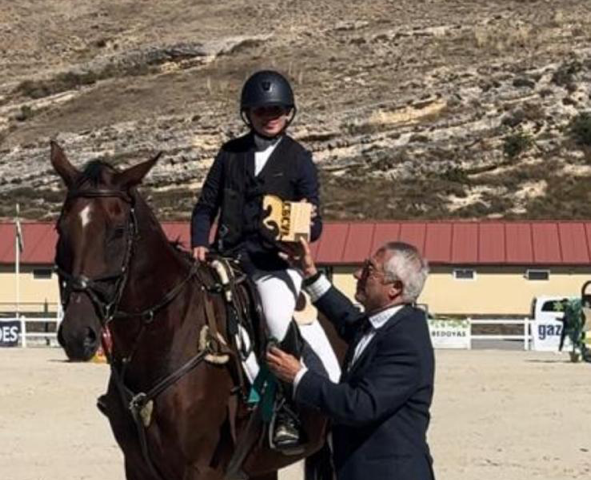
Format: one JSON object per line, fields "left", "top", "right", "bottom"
{"left": 53, "top": 177, "right": 235, "bottom": 480}
{"left": 56, "top": 186, "right": 201, "bottom": 328}
{"left": 55, "top": 188, "right": 137, "bottom": 326}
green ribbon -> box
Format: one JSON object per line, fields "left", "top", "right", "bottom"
{"left": 247, "top": 363, "right": 278, "bottom": 423}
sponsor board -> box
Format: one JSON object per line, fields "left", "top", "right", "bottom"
{"left": 531, "top": 318, "right": 572, "bottom": 352}
{"left": 0, "top": 320, "right": 21, "bottom": 347}
{"left": 428, "top": 318, "right": 470, "bottom": 349}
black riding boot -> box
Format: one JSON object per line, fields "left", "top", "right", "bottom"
{"left": 270, "top": 322, "right": 306, "bottom": 454}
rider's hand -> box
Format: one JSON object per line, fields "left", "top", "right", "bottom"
{"left": 301, "top": 198, "right": 318, "bottom": 224}
{"left": 192, "top": 246, "right": 209, "bottom": 262}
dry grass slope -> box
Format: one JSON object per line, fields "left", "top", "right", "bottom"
{"left": 1, "top": 0, "right": 591, "bottom": 220}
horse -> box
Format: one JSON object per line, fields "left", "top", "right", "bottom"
{"left": 51, "top": 140, "right": 344, "bottom": 480}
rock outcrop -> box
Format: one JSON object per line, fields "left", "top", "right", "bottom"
{"left": 1, "top": 0, "right": 591, "bottom": 220}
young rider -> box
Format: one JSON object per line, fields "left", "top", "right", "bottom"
{"left": 191, "top": 70, "right": 322, "bottom": 452}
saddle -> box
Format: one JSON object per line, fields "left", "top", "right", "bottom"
{"left": 204, "top": 255, "right": 266, "bottom": 366}
{"left": 202, "top": 255, "right": 308, "bottom": 472}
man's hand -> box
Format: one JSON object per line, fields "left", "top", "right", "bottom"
{"left": 279, "top": 238, "right": 318, "bottom": 279}
{"left": 266, "top": 347, "right": 303, "bottom": 384}
{"left": 192, "top": 246, "right": 209, "bottom": 262}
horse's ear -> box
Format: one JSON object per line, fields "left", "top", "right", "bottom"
{"left": 115, "top": 152, "right": 163, "bottom": 189}
{"left": 50, "top": 140, "right": 79, "bottom": 188}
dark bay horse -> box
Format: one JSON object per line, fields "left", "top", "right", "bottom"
{"left": 51, "top": 141, "right": 343, "bottom": 480}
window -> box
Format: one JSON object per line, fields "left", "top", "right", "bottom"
{"left": 33, "top": 268, "right": 53, "bottom": 280}
{"left": 453, "top": 269, "right": 476, "bottom": 280}
{"left": 526, "top": 269, "right": 550, "bottom": 281}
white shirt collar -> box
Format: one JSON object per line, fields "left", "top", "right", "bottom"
{"left": 368, "top": 304, "right": 405, "bottom": 330}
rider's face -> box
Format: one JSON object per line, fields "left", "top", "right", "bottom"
{"left": 248, "top": 106, "right": 290, "bottom": 137}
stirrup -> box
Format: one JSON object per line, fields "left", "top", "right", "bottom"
{"left": 268, "top": 400, "right": 305, "bottom": 455}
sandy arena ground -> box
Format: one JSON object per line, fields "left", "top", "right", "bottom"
{"left": 1, "top": 348, "right": 590, "bottom": 480}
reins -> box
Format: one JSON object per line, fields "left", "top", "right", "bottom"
{"left": 55, "top": 186, "right": 232, "bottom": 480}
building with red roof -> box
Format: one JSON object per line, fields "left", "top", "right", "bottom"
{"left": 1, "top": 220, "right": 590, "bottom": 317}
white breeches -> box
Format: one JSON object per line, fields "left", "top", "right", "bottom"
{"left": 241, "top": 267, "right": 341, "bottom": 385}
{"left": 251, "top": 267, "right": 303, "bottom": 341}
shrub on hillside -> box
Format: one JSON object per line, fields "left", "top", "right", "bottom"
{"left": 568, "top": 112, "right": 591, "bottom": 147}
{"left": 15, "top": 105, "right": 34, "bottom": 122}
{"left": 441, "top": 166, "right": 469, "bottom": 184}
{"left": 503, "top": 131, "right": 532, "bottom": 159}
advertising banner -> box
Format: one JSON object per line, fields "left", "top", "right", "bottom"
{"left": 531, "top": 318, "right": 572, "bottom": 352}
{"left": 428, "top": 318, "right": 471, "bottom": 349}
{"left": 0, "top": 320, "right": 21, "bottom": 347}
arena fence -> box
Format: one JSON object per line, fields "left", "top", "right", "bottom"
{"left": 0, "top": 315, "right": 551, "bottom": 352}
{"left": 468, "top": 318, "right": 531, "bottom": 350}
{"left": 0, "top": 315, "right": 62, "bottom": 348}
{"left": 428, "top": 317, "right": 533, "bottom": 350}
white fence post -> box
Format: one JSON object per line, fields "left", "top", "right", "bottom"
{"left": 467, "top": 317, "right": 473, "bottom": 350}
{"left": 57, "top": 304, "right": 64, "bottom": 330}
{"left": 19, "top": 315, "right": 27, "bottom": 348}
{"left": 524, "top": 317, "right": 530, "bottom": 351}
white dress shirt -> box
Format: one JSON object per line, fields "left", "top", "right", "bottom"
{"left": 254, "top": 134, "right": 281, "bottom": 176}
{"left": 293, "top": 273, "right": 403, "bottom": 390}
{"left": 349, "top": 304, "right": 404, "bottom": 367}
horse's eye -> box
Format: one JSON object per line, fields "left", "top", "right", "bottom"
{"left": 110, "top": 226, "right": 125, "bottom": 241}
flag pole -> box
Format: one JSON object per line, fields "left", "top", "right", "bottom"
{"left": 15, "top": 203, "right": 26, "bottom": 347}
{"left": 15, "top": 203, "right": 20, "bottom": 320}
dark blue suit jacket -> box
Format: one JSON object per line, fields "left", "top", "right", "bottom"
{"left": 295, "top": 285, "right": 435, "bottom": 480}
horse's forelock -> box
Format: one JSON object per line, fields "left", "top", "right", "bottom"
{"left": 76, "top": 160, "right": 119, "bottom": 188}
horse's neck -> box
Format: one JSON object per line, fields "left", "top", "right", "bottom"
{"left": 112, "top": 207, "right": 200, "bottom": 372}
{"left": 120, "top": 204, "right": 190, "bottom": 311}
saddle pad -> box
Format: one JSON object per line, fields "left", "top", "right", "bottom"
{"left": 239, "top": 320, "right": 341, "bottom": 387}
{"left": 293, "top": 291, "right": 317, "bottom": 326}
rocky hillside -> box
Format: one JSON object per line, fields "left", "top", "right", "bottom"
{"left": 1, "top": 0, "right": 591, "bottom": 221}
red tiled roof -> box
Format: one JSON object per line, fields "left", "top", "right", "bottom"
{"left": 2, "top": 220, "right": 591, "bottom": 266}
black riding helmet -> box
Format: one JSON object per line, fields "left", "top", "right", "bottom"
{"left": 240, "top": 70, "right": 297, "bottom": 131}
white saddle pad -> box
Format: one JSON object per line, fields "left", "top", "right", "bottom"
{"left": 239, "top": 320, "right": 341, "bottom": 385}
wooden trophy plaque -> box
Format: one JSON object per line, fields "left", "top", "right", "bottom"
{"left": 262, "top": 195, "right": 312, "bottom": 243}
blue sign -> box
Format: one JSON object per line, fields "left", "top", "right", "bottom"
{"left": 0, "top": 321, "right": 21, "bottom": 347}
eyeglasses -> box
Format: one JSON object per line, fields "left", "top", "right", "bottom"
{"left": 359, "top": 258, "right": 399, "bottom": 285}
{"left": 360, "top": 259, "right": 386, "bottom": 279}
{"left": 251, "top": 106, "right": 288, "bottom": 118}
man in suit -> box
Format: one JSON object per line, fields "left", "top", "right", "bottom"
{"left": 267, "top": 240, "right": 435, "bottom": 480}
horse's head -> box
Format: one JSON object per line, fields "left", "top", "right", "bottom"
{"left": 51, "top": 141, "right": 161, "bottom": 361}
